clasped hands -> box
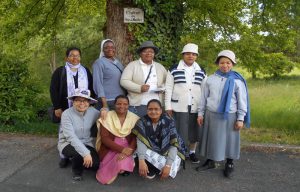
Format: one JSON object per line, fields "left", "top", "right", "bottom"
{"left": 116, "top": 147, "right": 134, "bottom": 161}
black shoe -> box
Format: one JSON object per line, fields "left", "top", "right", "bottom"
{"left": 224, "top": 162, "right": 234, "bottom": 178}
{"left": 146, "top": 169, "right": 156, "bottom": 179}
{"left": 120, "top": 171, "right": 130, "bottom": 177}
{"left": 72, "top": 174, "right": 82, "bottom": 181}
{"left": 195, "top": 159, "right": 216, "bottom": 171}
{"left": 59, "top": 158, "right": 69, "bottom": 168}
{"left": 189, "top": 153, "right": 200, "bottom": 164}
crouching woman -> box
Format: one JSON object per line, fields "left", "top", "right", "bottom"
{"left": 96, "top": 95, "right": 140, "bottom": 184}
{"left": 58, "top": 89, "right": 99, "bottom": 181}
{"left": 132, "top": 99, "right": 186, "bottom": 180}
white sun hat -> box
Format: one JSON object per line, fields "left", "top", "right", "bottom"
{"left": 67, "top": 88, "right": 97, "bottom": 104}
{"left": 215, "top": 50, "right": 236, "bottom": 64}
{"left": 181, "top": 43, "right": 199, "bottom": 55}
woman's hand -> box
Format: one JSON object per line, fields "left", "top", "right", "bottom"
{"left": 166, "top": 110, "right": 173, "bottom": 117}
{"left": 100, "top": 108, "right": 108, "bottom": 120}
{"left": 235, "top": 121, "right": 244, "bottom": 130}
{"left": 83, "top": 154, "right": 93, "bottom": 168}
{"left": 122, "top": 147, "right": 133, "bottom": 156}
{"left": 54, "top": 109, "right": 63, "bottom": 118}
{"left": 197, "top": 116, "right": 204, "bottom": 126}
{"left": 138, "top": 160, "right": 149, "bottom": 178}
{"left": 116, "top": 153, "right": 126, "bottom": 161}
{"left": 141, "top": 84, "right": 150, "bottom": 92}
{"left": 160, "top": 165, "right": 171, "bottom": 180}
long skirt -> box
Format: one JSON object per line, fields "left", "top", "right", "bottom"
{"left": 199, "top": 110, "right": 240, "bottom": 161}
{"left": 96, "top": 137, "right": 135, "bottom": 184}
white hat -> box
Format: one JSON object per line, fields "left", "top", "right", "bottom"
{"left": 215, "top": 50, "right": 236, "bottom": 64}
{"left": 67, "top": 88, "right": 97, "bottom": 104}
{"left": 181, "top": 43, "right": 199, "bottom": 55}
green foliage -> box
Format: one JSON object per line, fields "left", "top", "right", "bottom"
{"left": 259, "top": 53, "right": 295, "bottom": 78}
{"left": 129, "top": 0, "right": 185, "bottom": 67}
{"left": 0, "top": 0, "right": 106, "bottom": 119}
{"left": 0, "top": 52, "right": 41, "bottom": 124}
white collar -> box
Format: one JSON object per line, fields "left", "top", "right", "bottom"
{"left": 139, "top": 58, "right": 153, "bottom": 66}
{"left": 177, "top": 60, "right": 201, "bottom": 70}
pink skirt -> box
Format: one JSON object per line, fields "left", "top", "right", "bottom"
{"left": 96, "top": 137, "right": 135, "bottom": 184}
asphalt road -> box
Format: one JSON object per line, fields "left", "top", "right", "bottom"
{"left": 0, "top": 133, "right": 299, "bottom": 192}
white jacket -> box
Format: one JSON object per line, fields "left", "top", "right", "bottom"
{"left": 165, "top": 61, "right": 206, "bottom": 113}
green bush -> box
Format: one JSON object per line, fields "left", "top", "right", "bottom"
{"left": 259, "top": 53, "right": 295, "bottom": 78}
{"left": 0, "top": 52, "right": 41, "bottom": 125}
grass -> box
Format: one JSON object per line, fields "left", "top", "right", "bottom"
{"left": 241, "top": 75, "right": 300, "bottom": 145}
{"left": 0, "top": 119, "right": 58, "bottom": 136}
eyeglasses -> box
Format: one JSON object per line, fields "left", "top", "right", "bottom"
{"left": 68, "top": 55, "right": 81, "bottom": 58}
{"left": 74, "top": 99, "right": 88, "bottom": 103}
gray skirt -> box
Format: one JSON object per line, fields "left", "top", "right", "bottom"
{"left": 199, "top": 110, "right": 240, "bottom": 161}
{"left": 173, "top": 111, "right": 200, "bottom": 146}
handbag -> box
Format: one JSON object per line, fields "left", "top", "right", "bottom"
{"left": 48, "top": 67, "right": 66, "bottom": 123}
{"left": 48, "top": 107, "right": 60, "bottom": 123}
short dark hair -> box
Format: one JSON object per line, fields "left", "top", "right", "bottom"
{"left": 114, "top": 95, "right": 129, "bottom": 104}
{"left": 147, "top": 99, "right": 162, "bottom": 109}
{"left": 66, "top": 47, "right": 81, "bottom": 57}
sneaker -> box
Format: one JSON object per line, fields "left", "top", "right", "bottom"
{"left": 72, "top": 174, "right": 82, "bottom": 181}
{"left": 189, "top": 153, "right": 200, "bottom": 164}
{"left": 146, "top": 169, "right": 156, "bottom": 179}
{"left": 59, "top": 158, "right": 69, "bottom": 168}
{"left": 195, "top": 159, "right": 217, "bottom": 171}
{"left": 224, "top": 163, "right": 234, "bottom": 178}
{"left": 146, "top": 173, "right": 156, "bottom": 179}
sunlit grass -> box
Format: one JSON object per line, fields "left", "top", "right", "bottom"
{"left": 243, "top": 76, "right": 300, "bottom": 145}
{"left": 0, "top": 120, "right": 58, "bottom": 136}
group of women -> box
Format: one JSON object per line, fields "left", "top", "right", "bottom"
{"left": 50, "top": 40, "right": 250, "bottom": 184}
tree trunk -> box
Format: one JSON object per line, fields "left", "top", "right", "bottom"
{"left": 49, "top": 33, "right": 57, "bottom": 73}
{"left": 104, "top": 0, "right": 134, "bottom": 65}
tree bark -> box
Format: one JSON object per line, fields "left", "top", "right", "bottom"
{"left": 104, "top": 0, "right": 134, "bottom": 65}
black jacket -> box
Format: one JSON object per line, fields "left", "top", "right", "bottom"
{"left": 50, "top": 66, "right": 95, "bottom": 111}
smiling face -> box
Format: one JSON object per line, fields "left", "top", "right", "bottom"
{"left": 66, "top": 50, "right": 81, "bottom": 65}
{"left": 147, "top": 101, "right": 162, "bottom": 122}
{"left": 140, "top": 48, "right": 155, "bottom": 64}
{"left": 114, "top": 98, "right": 129, "bottom": 115}
{"left": 218, "top": 57, "right": 234, "bottom": 73}
{"left": 73, "top": 97, "right": 90, "bottom": 112}
{"left": 103, "top": 41, "right": 116, "bottom": 59}
{"left": 183, "top": 52, "right": 198, "bottom": 66}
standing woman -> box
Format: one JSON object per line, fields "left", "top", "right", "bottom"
{"left": 120, "top": 41, "right": 167, "bottom": 117}
{"left": 96, "top": 95, "right": 139, "bottom": 184}
{"left": 93, "top": 39, "right": 125, "bottom": 110}
{"left": 196, "top": 50, "right": 250, "bottom": 178}
{"left": 50, "top": 47, "right": 94, "bottom": 168}
{"left": 165, "top": 43, "right": 207, "bottom": 163}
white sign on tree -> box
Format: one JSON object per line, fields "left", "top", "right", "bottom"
{"left": 124, "top": 8, "right": 144, "bottom": 23}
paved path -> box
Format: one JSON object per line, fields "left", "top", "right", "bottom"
{"left": 0, "top": 133, "right": 299, "bottom": 192}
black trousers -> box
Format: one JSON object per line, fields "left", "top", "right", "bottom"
{"left": 145, "top": 160, "right": 160, "bottom": 175}
{"left": 62, "top": 144, "right": 99, "bottom": 175}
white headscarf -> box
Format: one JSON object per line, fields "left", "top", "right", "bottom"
{"left": 99, "top": 39, "right": 114, "bottom": 58}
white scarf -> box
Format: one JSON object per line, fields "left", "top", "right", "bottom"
{"left": 65, "top": 62, "right": 89, "bottom": 107}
